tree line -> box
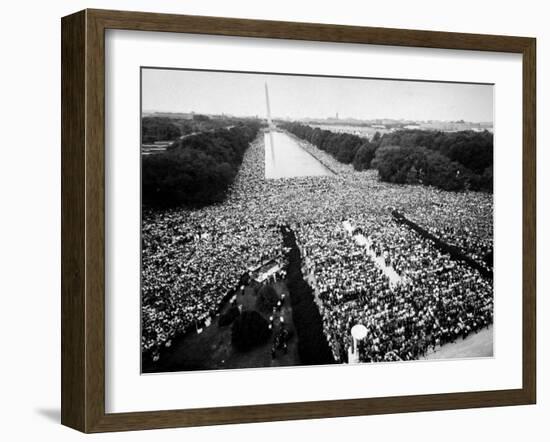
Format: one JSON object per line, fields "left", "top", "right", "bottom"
{"left": 142, "top": 117, "right": 182, "bottom": 144}
{"left": 279, "top": 122, "right": 377, "bottom": 170}
{"left": 280, "top": 122, "right": 493, "bottom": 192}
{"left": 142, "top": 114, "right": 258, "bottom": 144}
{"left": 142, "top": 121, "right": 261, "bottom": 208}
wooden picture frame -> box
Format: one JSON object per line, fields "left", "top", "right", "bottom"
{"left": 61, "top": 8, "right": 536, "bottom": 433}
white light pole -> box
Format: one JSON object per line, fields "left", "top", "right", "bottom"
{"left": 348, "top": 324, "right": 368, "bottom": 364}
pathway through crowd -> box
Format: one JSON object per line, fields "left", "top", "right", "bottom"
{"left": 342, "top": 221, "right": 403, "bottom": 287}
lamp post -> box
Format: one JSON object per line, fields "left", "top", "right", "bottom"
{"left": 348, "top": 324, "right": 368, "bottom": 364}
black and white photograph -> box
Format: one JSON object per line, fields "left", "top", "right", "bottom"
{"left": 140, "top": 68, "right": 494, "bottom": 373}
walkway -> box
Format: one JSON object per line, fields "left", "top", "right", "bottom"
{"left": 342, "top": 221, "right": 403, "bottom": 287}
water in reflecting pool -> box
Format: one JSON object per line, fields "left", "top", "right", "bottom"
{"left": 264, "top": 131, "right": 334, "bottom": 179}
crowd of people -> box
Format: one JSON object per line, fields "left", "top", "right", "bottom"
{"left": 142, "top": 129, "right": 494, "bottom": 364}
{"left": 298, "top": 218, "right": 493, "bottom": 362}
{"left": 141, "top": 206, "right": 283, "bottom": 357}
{"left": 405, "top": 196, "right": 493, "bottom": 271}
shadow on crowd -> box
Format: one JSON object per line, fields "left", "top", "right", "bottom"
{"left": 392, "top": 210, "right": 493, "bottom": 280}
{"left": 280, "top": 225, "right": 335, "bottom": 366}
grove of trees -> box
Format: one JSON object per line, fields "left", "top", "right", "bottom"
{"left": 142, "top": 114, "right": 261, "bottom": 144}
{"left": 142, "top": 121, "right": 261, "bottom": 207}
{"left": 141, "top": 117, "right": 182, "bottom": 144}
{"left": 280, "top": 122, "right": 374, "bottom": 168}
{"left": 281, "top": 122, "right": 493, "bottom": 193}
{"left": 379, "top": 129, "right": 493, "bottom": 175}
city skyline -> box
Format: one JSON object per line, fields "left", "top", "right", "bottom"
{"left": 142, "top": 68, "right": 494, "bottom": 123}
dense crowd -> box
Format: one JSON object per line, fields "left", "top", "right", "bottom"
{"left": 142, "top": 207, "right": 282, "bottom": 356}
{"left": 299, "top": 219, "right": 492, "bottom": 362}
{"left": 142, "top": 129, "right": 494, "bottom": 363}
{"left": 406, "top": 196, "right": 493, "bottom": 270}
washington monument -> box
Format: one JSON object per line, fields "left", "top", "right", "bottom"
{"left": 265, "top": 82, "right": 273, "bottom": 129}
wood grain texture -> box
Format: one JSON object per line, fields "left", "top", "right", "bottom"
{"left": 61, "top": 10, "right": 86, "bottom": 432}
{"left": 522, "top": 38, "right": 536, "bottom": 403}
{"left": 89, "top": 8, "right": 533, "bottom": 52}
{"left": 85, "top": 9, "right": 107, "bottom": 433}
{"left": 60, "top": 8, "right": 537, "bottom": 433}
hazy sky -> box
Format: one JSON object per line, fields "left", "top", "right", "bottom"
{"left": 142, "top": 68, "right": 493, "bottom": 122}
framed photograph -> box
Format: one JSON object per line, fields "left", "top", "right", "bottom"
{"left": 61, "top": 9, "right": 536, "bottom": 433}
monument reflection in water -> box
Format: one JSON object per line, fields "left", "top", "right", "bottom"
{"left": 264, "top": 131, "right": 334, "bottom": 179}
{"left": 263, "top": 82, "right": 333, "bottom": 180}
